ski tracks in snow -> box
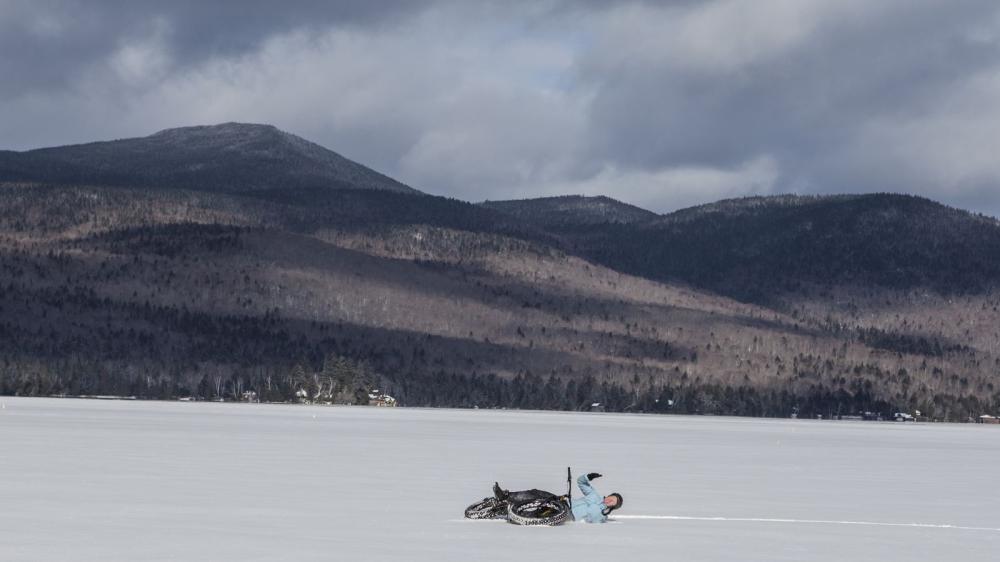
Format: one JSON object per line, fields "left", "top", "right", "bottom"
{"left": 451, "top": 515, "right": 1000, "bottom": 533}
{"left": 613, "top": 515, "right": 1000, "bottom": 533}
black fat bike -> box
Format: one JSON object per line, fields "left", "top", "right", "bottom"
{"left": 463, "top": 494, "right": 571, "bottom": 526}
{"left": 464, "top": 468, "right": 574, "bottom": 526}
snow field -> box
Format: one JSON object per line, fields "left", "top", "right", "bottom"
{"left": 1, "top": 398, "right": 997, "bottom": 561}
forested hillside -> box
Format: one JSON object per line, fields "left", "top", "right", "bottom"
{"left": 2, "top": 126, "right": 998, "bottom": 421}
{"left": 547, "top": 194, "right": 1000, "bottom": 301}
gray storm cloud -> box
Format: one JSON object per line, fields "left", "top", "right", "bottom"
{"left": 3, "top": 0, "right": 1000, "bottom": 215}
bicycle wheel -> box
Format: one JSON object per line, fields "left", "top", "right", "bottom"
{"left": 507, "top": 498, "right": 570, "bottom": 526}
{"left": 464, "top": 497, "right": 508, "bottom": 519}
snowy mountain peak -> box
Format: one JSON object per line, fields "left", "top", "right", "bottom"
{"left": 1, "top": 123, "right": 420, "bottom": 195}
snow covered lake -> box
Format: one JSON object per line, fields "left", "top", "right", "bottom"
{"left": 1, "top": 397, "right": 997, "bottom": 561}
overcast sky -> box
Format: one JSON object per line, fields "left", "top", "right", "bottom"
{"left": 4, "top": 0, "right": 1000, "bottom": 215}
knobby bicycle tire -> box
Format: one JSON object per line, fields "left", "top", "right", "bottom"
{"left": 506, "top": 498, "right": 571, "bottom": 526}
{"left": 464, "top": 497, "right": 508, "bottom": 520}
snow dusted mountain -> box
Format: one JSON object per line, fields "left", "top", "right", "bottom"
{"left": 0, "top": 122, "right": 419, "bottom": 194}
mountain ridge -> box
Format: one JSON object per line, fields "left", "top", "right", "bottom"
{"left": 1, "top": 125, "right": 998, "bottom": 420}
{"left": 505, "top": 192, "right": 1000, "bottom": 301}
{"left": 481, "top": 194, "right": 659, "bottom": 227}
{"left": 0, "top": 122, "right": 418, "bottom": 195}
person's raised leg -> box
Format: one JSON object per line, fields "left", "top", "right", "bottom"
{"left": 507, "top": 488, "right": 556, "bottom": 504}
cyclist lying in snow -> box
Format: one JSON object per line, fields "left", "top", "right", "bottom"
{"left": 492, "top": 473, "right": 623, "bottom": 523}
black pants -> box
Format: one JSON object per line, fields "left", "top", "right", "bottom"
{"left": 507, "top": 489, "right": 557, "bottom": 504}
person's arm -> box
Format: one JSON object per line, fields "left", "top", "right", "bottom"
{"left": 577, "top": 473, "right": 601, "bottom": 499}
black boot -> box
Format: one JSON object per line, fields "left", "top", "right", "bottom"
{"left": 493, "top": 482, "right": 509, "bottom": 501}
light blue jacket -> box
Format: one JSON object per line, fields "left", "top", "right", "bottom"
{"left": 571, "top": 474, "right": 608, "bottom": 523}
